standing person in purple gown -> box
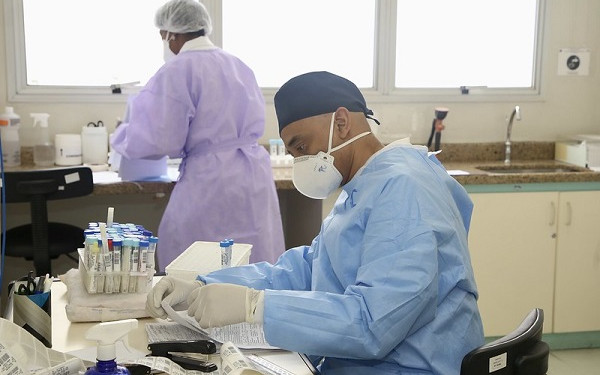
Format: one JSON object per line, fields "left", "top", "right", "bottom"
{"left": 111, "top": 0, "right": 285, "bottom": 269}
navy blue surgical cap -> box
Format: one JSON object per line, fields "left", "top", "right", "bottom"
{"left": 274, "top": 71, "right": 378, "bottom": 134}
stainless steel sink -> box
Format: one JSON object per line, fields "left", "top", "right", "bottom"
{"left": 477, "top": 165, "right": 584, "bottom": 174}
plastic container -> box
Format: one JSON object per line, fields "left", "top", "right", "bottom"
{"left": 0, "top": 107, "right": 21, "bottom": 167}
{"left": 165, "top": 241, "right": 252, "bottom": 280}
{"left": 555, "top": 135, "right": 600, "bottom": 171}
{"left": 147, "top": 236, "right": 158, "bottom": 271}
{"left": 31, "top": 113, "right": 55, "bottom": 166}
{"left": 55, "top": 134, "right": 82, "bottom": 166}
{"left": 0, "top": 107, "right": 21, "bottom": 127}
{"left": 82, "top": 124, "right": 108, "bottom": 165}
{"left": 220, "top": 240, "right": 232, "bottom": 268}
{"left": 118, "top": 155, "right": 168, "bottom": 181}
{"left": 0, "top": 127, "right": 21, "bottom": 167}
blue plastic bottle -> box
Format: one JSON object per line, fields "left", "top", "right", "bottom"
{"left": 84, "top": 359, "right": 130, "bottom": 375}
{"left": 84, "top": 319, "right": 138, "bottom": 375}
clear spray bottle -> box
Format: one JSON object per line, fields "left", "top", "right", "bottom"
{"left": 30, "top": 113, "right": 55, "bottom": 166}
{"left": 84, "top": 318, "right": 138, "bottom": 375}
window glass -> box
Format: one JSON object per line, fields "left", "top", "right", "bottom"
{"left": 15, "top": 0, "right": 540, "bottom": 94}
{"left": 395, "top": 0, "right": 538, "bottom": 88}
{"left": 222, "top": 0, "right": 376, "bottom": 88}
{"left": 23, "top": 0, "right": 165, "bottom": 86}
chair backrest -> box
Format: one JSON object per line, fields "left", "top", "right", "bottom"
{"left": 3, "top": 167, "right": 93, "bottom": 203}
{"left": 2, "top": 167, "right": 94, "bottom": 275}
{"left": 461, "top": 308, "right": 549, "bottom": 375}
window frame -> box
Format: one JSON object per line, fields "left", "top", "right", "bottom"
{"left": 4, "top": 0, "right": 546, "bottom": 104}
{"left": 388, "top": 0, "right": 546, "bottom": 103}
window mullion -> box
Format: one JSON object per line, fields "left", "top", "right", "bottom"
{"left": 532, "top": 0, "right": 546, "bottom": 92}
{"left": 203, "top": 0, "right": 223, "bottom": 47}
{"left": 5, "top": 0, "right": 27, "bottom": 101}
{"left": 374, "top": 0, "right": 396, "bottom": 96}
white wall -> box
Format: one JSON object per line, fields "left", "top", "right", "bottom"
{"left": 0, "top": 0, "right": 598, "bottom": 145}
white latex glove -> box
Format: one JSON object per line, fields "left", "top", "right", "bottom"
{"left": 146, "top": 276, "right": 204, "bottom": 319}
{"left": 187, "top": 283, "right": 264, "bottom": 328}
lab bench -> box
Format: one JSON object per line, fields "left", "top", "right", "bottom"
{"left": 1, "top": 164, "right": 321, "bottom": 254}
{"left": 36, "top": 280, "right": 315, "bottom": 374}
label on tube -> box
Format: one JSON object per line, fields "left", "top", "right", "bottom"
{"left": 113, "top": 248, "right": 121, "bottom": 272}
{"left": 104, "top": 252, "right": 113, "bottom": 272}
{"left": 131, "top": 248, "right": 139, "bottom": 272}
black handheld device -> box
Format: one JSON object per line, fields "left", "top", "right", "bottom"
{"left": 147, "top": 339, "right": 217, "bottom": 357}
{"left": 169, "top": 354, "right": 218, "bottom": 373}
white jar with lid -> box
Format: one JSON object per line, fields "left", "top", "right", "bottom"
{"left": 82, "top": 124, "right": 108, "bottom": 165}
{"left": 55, "top": 134, "right": 82, "bottom": 166}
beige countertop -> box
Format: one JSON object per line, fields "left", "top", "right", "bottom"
{"left": 97, "top": 160, "right": 600, "bottom": 195}
{"left": 9, "top": 142, "right": 600, "bottom": 196}
{"left": 443, "top": 159, "right": 600, "bottom": 185}
{"left": 435, "top": 141, "right": 600, "bottom": 185}
{"left": 89, "top": 169, "right": 295, "bottom": 195}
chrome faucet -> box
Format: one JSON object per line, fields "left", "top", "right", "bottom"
{"left": 504, "top": 105, "right": 521, "bottom": 165}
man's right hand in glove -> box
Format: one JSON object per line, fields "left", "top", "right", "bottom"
{"left": 146, "top": 276, "right": 204, "bottom": 319}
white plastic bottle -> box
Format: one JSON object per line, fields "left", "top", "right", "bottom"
{"left": 82, "top": 123, "right": 108, "bottom": 165}
{"left": 31, "top": 113, "right": 55, "bottom": 166}
{"left": 0, "top": 107, "right": 21, "bottom": 167}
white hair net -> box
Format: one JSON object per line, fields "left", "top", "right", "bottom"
{"left": 154, "top": 0, "right": 213, "bottom": 35}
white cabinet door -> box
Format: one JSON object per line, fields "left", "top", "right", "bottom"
{"left": 554, "top": 191, "right": 600, "bottom": 332}
{"left": 468, "top": 192, "right": 558, "bottom": 336}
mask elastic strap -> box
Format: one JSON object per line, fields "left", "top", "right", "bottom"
{"left": 327, "top": 113, "right": 372, "bottom": 154}
{"left": 326, "top": 113, "right": 336, "bottom": 152}
{"left": 329, "top": 131, "right": 371, "bottom": 153}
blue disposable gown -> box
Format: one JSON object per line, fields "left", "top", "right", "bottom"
{"left": 111, "top": 37, "right": 285, "bottom": 269}
{"left": 200, "top": 142, "right": 484, "bottom": 375}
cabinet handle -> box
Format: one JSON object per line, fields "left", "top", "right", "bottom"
{"left": 565, "top": 201, "right": 572, "bottom": 226}
{"left": 549, "top": 201, "right": 556, "bottom": 226}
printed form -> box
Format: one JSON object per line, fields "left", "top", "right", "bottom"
{"left": 158, "top": 301, "right": 278, "bottom": 350}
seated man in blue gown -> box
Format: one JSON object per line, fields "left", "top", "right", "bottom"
{"left": 147, "top": 71, "right": 484, "bottom": 375}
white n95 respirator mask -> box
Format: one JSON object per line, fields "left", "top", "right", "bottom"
{"left": 293, "top": 152, "right": 343, "bottom": 199}
{"left": 292, "top": 113, "right": 371, "bottom": 199}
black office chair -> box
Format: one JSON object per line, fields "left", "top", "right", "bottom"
{"left": 461, "top": 308, "right": 549, "bottom": 375}
{"left": 1, "top": 167, "right": 94, "bottom": 276}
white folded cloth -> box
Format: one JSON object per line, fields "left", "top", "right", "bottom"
{"left": 60, "top": 269, "right": 149, "bottom": 322}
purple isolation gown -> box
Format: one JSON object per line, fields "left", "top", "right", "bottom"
{"left": 111, "top": 37, "right": 285, "bottom": 270}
